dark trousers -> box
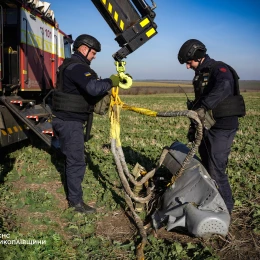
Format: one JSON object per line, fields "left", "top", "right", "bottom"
{"left": 199, "top": 128, "right": 237, "bottom": 213}
{"left": 52, "top": 118, "right": 86, "bottom": 205}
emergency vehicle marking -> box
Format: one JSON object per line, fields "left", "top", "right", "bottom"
{"left": 26, "top": 115, "right": 39, "bottom": 121}
{"left": 21, "top": 29, "right": 62, "bottom": 56}
{"left": 42, "top": 129, "right": 54, "bottom": 136}
{"left": 21, "top": 8, "right": 65, "bottom": 58}
{"left": 146, "top": 28, "right": 156, "bottom": 38}
{"left": 101, "top": 0, "right": 125, "bottom": 31}
{"left": 108, "top": 3, "right": 112, "bottom": 13}
{"left": 1, "top": 125, "right": 27, "bottom": 136}
{"left": 119, "top": 20, "right": 124, "bottom": 30}
{"left": 114, "top": 11, "right": 118, "bottom": 22}
{"left": 140, "top": 18, "right": 150, "bottom": 27}
{"left": 7, "top": 128, "right": 13, "bottom": 134}
{"left": 1, "top": 130, "right": 7, "bottom": 136}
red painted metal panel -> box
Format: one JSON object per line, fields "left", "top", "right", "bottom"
{"left": 20, "top": 44, "right": 64, "bottom": 91}
{"left": 20, "top": 7, "right": 67, "bottom": 91}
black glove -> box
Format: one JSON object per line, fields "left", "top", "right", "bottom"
{"left": 187, "top": 124, "right": 196, "bottom": 142}
{"left": 186, "top": 99, "right": 194, "bottom": 110}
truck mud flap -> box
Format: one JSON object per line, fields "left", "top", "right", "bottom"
{"left": 0, "top": 106, "right": 28, "bottom": 147}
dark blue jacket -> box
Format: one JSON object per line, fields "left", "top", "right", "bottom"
{"left": 194, "top": 55, "right": 238, "bottom": 129}
{"left": 53, "top": 51, "right": 113, "bottom": 122}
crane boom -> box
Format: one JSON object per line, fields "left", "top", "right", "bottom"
{"left": 91, "top": 0, "right": 158, "bottom": 61}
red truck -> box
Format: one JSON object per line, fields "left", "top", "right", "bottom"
{"left": 0, "top": 0, "right": 157, "bottom": 149}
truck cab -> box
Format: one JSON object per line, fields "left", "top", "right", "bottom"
{"left": 0, "top": 0, "right": 73, "bottom": 96}
{"left": 0, "top": 0, "right": 72, "bottom": 148}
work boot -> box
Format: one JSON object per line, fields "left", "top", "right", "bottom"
{"left": 69, "top": 201, "right": 96, "bottom": 214}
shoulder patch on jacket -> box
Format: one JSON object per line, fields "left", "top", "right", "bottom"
{"left": 84, "top": 72, "right": 91, "bottom": 77}
{"left": 219, "top": 67, "right": 227, "bottom": 73}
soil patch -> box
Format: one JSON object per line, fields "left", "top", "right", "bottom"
{"left": 95, "top": 208, "right": 260, "bottom": 260}
{"left": 3, "top": 178, "right": 260, "bottom": 259}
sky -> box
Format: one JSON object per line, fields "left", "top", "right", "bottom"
{"left": 50, "top": 0, "right": 260, "bottom": 80}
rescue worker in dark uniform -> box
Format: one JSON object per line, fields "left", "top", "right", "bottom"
{"left": 178, "top": 39, "right": 245, "bottom": 214}
{"left": 52, "top": 34, "right": 121, "bottom": 214}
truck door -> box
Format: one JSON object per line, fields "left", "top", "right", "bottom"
{"left": 0, "top": 1, "right": 19, "bottom": 93}
{"left": 0, "top": 4, "right": 3, "bottom": 91}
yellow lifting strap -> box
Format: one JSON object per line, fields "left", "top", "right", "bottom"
{"left": 109, "top": 88, "right": 158, "bottom": 147}
{"left": 122, "top": 104, "right": 157, "bottom": 117}
{"left": 110, "top": 87, "right": 124, "bottom": 147}
{"left": 109, "top": 61, "right": 157, "bottom": 147}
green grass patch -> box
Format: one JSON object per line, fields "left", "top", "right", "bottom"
{"left": 0, "top": 92, "right": 259, "bottom": 259}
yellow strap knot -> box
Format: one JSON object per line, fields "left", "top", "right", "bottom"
{"left": 110, "top": 87, "right": 124, "bottom": 147}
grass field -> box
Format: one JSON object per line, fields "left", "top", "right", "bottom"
{"left": 131, "top": 80, "right": 260, "bottom": 89}
{"left": 0, "top": 92, "right": 259, "bottom": 259}
{"left": 132, "top": 81, "right": 192, "bottom": 87}
{"left": 125, "top": 80, "right": 260, "bottom": 95}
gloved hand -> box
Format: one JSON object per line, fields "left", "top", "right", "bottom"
{"left": 110, "top": 74, "right": 120, "bottom": 87}
{"left": 187, "top": 124, "right": 196, "bottom": 142}
{"left": 186, "top": 99, "right": 194, "bottom": 110}
{"left": 195, "top": 107, "right": 206, "bottom": 123}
